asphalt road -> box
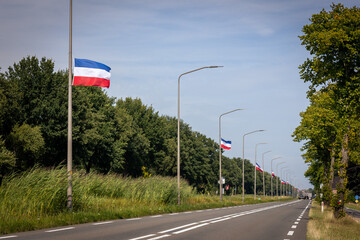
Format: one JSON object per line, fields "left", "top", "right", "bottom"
{"left": 1, "top": 199, "right": 311, "bottom": 240}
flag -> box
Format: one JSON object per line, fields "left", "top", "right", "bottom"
{"left": 73, "top": 58, "right": 111, "bottom": 88}
{"left": 281, "top": 179, "right": 286, "bottom": 184}
{"left": 255, "top": 163, "right": 263, "bottom": 173}
{"left": 272, "top": 172, "right": 275, "bottom": 177}
{"left": 221, "top": 138, "right": 231, "bottom": 150}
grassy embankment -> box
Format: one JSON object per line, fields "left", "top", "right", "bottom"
{"left": 307, "top": 201, "right": 360, "bottom": 240}
{"left": 345, "top": 202, "right": 360, "bottom": 211}
{"left": 0, "top": 167, "right": 292, "bottom": 235}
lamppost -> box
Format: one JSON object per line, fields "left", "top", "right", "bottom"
{"left": 242, "top": 130, "right": 265, "bottom": 202}
{"left": 254, "top": 142, "right": 267, "bottom": 200}
{"left": 262, "top": 150, "right": 271, "bottom": 198}
{"left": 276, "top": 162, "right": 285, "bottom": 198}
{"left": 271, "top": 157, "right": 281, "bottom": 198}
{"left": 280, "top": 167, "right": 288, "bottom": 197}
{"left": 177, "top": 66, "right": 223, "bottom": 205}
{"left": 219, "top": 108, "right": 244, "bottom": 201}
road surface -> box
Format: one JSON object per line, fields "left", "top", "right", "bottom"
{"left": 1, "top": 199, "right": 311, "bottom": 240}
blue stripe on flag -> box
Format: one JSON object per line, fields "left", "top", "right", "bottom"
{"left": 75, "top": 58, "right": 111, "bottom": 72}
{"left": 221, "top": 138, "right": 231, "bottom": 144}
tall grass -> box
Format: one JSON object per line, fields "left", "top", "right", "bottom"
{"left": 0, "top": 167, "right": 293, "bottom": 234}
{"left": 0, "top": 167, "right": 193, "bottom": 233}
{"left": 307, "top": 201, "right": 360, "bottom": 240}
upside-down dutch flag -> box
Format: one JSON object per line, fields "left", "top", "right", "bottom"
{"left": 73, "top": 58, "right": 111, "bottom": 88}
{"left": 272, "top": 172, "right": 275, "bottom": 177}
{"left": 255, "top": 163, "right": 263, "bottom": 173}
{"left": 221, "top": 138, "right": 231, "bottom": 150}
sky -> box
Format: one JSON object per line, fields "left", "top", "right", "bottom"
{"left": 1, "top": 0, "right": 359, "bottom": 190}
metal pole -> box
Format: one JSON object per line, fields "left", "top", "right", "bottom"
{"left": 280, "top": 167, "right": 288, "bottom": 197}
{"left": 177, "top": 66, "right": 223, "bottom": 205}
{"left": 262, "top": 151, "right": 271, "bottom": 199}
{"left": 254, "top": 143, "right": 267, "bottom": 200}
{"left": 270, "top": 157, "right": 281, "bottom": 199}
{"left": 67, "top": 0, "right": 73, "bottom": 210}
{"left": 276, "top": 162, "right": 285, "bottom": 198}
{"left": 219, "top": 108, "right": 244, "bottom": 201}
{"left": 242, "top": 130, "right": 264, "bottom": 202}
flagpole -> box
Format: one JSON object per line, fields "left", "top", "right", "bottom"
{"left": 67, "top": 0, "right": 73, "bottom": 210}
{"left": 218, "top": 109, "right": 243, "bottom": 201}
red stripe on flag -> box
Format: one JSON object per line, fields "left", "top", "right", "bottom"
{"left": 221, "top": 144, "right": 231, "bottom": 150}
{"left": 73, "top": 76, "right": 110, "bottom": 88}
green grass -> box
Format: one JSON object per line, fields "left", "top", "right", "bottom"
{"left": 307, "top": 201, "right": 360, "bottom": 240}
{"left": 0, "top": 167, "right": 293, "bottom": 235}
{"left": 346, "top": 203, "right": 360, "bottom": 211}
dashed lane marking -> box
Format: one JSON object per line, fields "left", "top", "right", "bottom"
{"left": 45, "top": 227, "right": 75, "bottom": 233}
{"left": 93, "top": 221, "right": 114, "bottom": 225}
{"left": 129, "top": 234, "right": 156, "bottom": 240}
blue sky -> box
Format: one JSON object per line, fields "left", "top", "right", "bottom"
{"left": 1, "top": 0, "right": 358, "bottom": 190}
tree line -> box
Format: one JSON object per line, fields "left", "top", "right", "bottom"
{"left": 293, "top": 3, "right": 360, "bottom": 218}
{"left": 0, "top": 56, "right": 293, "bottom": 196}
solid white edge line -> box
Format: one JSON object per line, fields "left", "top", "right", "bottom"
{"left": 128, "top": 234, "right": 156, "bottom": 240}
{"left": 148, "top": 235, "right": 171, "bottom": 240}
{"left": 93, "top": 221, "right": 114, "bottom": 225}
{"left": 0, "top": 236, "right": 17, "bottom": 239}
{"left": 158, "top": 222, "right": 199, "bottom": 233}
{"left": 45, "top": 227, "right": 75, "bottom": 233}
{"left": 150, "top": 215, "right": 162, "bottom": 218}
{"left": 127, "top": 218, "right": 142, "bottom": 221}
{"left": 172, "top": 223, "right": 209, "bottom": 234}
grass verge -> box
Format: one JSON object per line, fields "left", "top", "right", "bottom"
{"left": 345, "top": 203, "right": 360, "bottom": 211}
{"left": 0, "top": 167, "right": 293, "bottom": 235}
{"left": 307, "top": 201, "right": 360, "bottom": 240}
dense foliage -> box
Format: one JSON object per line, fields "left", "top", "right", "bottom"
{"left": 294, "top": 3, "right": 360, "bottom": 218}
{"left": 0, "top": 56, "right": 291, "bottom": 196}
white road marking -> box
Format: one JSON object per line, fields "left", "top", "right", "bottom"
{"left": 128, "top": 234, "right": 156, "bottom": 240}
{"left": 169, "top": 213, "right": 179, "bottom": 216}
{"left": 148, "top": 235, "right": 170, "bottom": 240}
{"left": 92, "top": 221, "right": 113, "bottom": 225}
{"left": 45, "top": 227, "right": 75, "bottom": 233}
{"left": 150, "top": 215, "right": 162, "bottom": 218}
{"left": 0, "top": 236, "right": 17, "bottom": 239}
{"left": 294, "top": 221, "right": 299, "bottom": 224}
{"left": 297, "top": 218, "right": 301, "bottom": 221}
{"left": 172, "top": 223, "right": 210, "bottom": 234}
{"left": 287, "top": 231, "right": 294, "bottom": 236}
{"left": 158, "top": 222, "right": 198, "bottom": 233}
{"left": 127, "top": 218, "right": 142, "bottom": 221}
{"left": 291, "top": 225, "right": 297, "bottom": 229}
{"left": 128, "top": 200, "right": 302, "bottom": 240}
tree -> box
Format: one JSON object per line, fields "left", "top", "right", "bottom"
{"left": 298, "top": 3, "right": 360, "bottom": 217}
{"left": 0, "top": 137, "right": 16, "bottom": 185}
{"left": 7, "top": 123, "right": 44, "bottom": 170}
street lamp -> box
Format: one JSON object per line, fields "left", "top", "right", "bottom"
{"left": 242, "top": 130, "right": 265, "bottom": 202}
{"left": 254, "top": 142, "right": 267, "bottom": 200}
{"left": 271, "top": 157, "right": 281, "bottom": 198}
{"left": 262, "top": 150, "right": 271, "bottom": 199}
{"left": 276, "top": 161, "right": 285, "bottom": 198}
{"left": 219, "top": 108, "right": 244, "bottom": 201}
{"left": 280, "top": 167, "right": 288, "bottom": 197}
{"left": 177, "top": 66, "right": 223, "bottom": 205}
